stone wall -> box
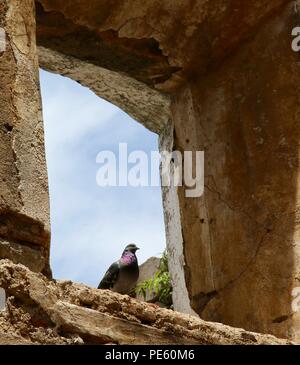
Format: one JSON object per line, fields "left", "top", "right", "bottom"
{"left": 0, "top": 0, "right": 50, "bottom": 276}
{"left": 0, "top": 260, "right": 295, "bottom": 345}
{"left": 172, "top": 2, "right": 300, "bottom": 339}
{"left": 1, "top": 0, "right": 300, "bottom": 342}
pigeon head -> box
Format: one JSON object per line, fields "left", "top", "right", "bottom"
{"left": 123, "top": 244, "right": 140, "bottom": 255}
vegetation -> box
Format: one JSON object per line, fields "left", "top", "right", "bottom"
{"left": 136, "top": 251, "right": 173, "bottom": 308}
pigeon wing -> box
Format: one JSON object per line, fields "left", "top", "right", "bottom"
{"left": 98, "top": 261, "right": 120, "bottom": 289}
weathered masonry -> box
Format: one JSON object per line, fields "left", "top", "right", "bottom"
{"left": 1, "top": 0, "right": 300, "bottom": 341}
{"left": 0, "top": 0, "right": 50, "bottom": 276}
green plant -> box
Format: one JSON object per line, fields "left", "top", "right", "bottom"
{"left": 136, "top": 251, "right": 173, "bottom": 308}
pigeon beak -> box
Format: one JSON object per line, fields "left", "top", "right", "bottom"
{"left": 136, "top": 247, "right": 140, "bottom": 251}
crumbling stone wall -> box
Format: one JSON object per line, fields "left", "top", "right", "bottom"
{"left": 0, "top": 260, "right": 295, "bottom": 345}
{"left": 172, "top": 2, "right": 300, "bottom": 339}
{"left": 0, "top": 0, "right": 50, "bottom": 276}
{"left": 1, "top": 0, "right": 300, "bottom": 342}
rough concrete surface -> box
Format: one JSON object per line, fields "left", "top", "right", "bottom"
{"left": 0, "top": 260, "right": 295, "bottom": 345}
{"left": 38, "top": 46, "right": 171, "bottom": 134}
{"left": 0, "top": 0, "right": 50, "bottom": 276}
{"left": 35, "top": 0, "right": 289, "bottom": 91}
{"left": 30, "top": 0, "right": 300, "bottom": 340}
{"left": 172, "top": 1, "right": 300, "bottom": 340}
{"left": 1, "top": 0, "right": 300, "bottom": 344}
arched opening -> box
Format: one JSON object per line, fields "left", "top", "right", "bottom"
{"left": 40, "top": 69, "right": 166, "bottom": 288}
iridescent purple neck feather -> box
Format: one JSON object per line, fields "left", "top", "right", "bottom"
{"left": 120, "top": 251, "right": 137, "bottom": 265}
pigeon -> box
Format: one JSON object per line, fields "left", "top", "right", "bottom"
{"left": 98, "top": 244, "right": 140, "bottom": 294}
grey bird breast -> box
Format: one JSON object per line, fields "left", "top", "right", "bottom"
{"left": 112, "top": 264, "right": 139, "bottom": 294}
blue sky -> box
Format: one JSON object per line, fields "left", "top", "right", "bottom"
{"left": 39, "top": 70, "right": 166, "bottom": 287}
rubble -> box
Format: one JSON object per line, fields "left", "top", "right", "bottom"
{"left": 0, "top": 260, "right": 295, "bottom": 345}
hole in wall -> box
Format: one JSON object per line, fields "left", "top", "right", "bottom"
{"left": 3, "top": 123, "right": 13, "bottom": 132}
{"left": 40, "top": 69, "right": 166, "bottom": 288}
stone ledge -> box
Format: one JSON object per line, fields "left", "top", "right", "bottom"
{"left": 0, "top": 260, "right": 295, "bottom": 345}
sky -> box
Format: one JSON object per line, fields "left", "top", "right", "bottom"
{"left": 39, "top": 69, "right": 166, "bottom": 288}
